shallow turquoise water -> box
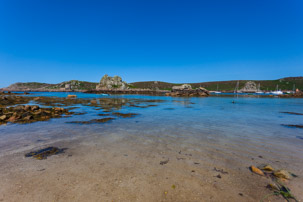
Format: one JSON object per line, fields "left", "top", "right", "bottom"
{"left": 1, "top": 92, "right": 303, "bottom": 168}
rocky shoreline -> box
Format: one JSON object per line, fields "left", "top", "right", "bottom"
{"left": 2, "top": 74, "right": 303, "bottom": 97}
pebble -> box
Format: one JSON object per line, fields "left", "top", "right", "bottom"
{"left": 250, "top": 165, "right": 264, "bottom": 176}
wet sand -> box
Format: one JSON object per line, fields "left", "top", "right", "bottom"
{"left": 0, "top": 131, "right": 302, "bottom": 202}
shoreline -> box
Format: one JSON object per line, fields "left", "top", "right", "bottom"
{"left": 1, "top": 90, "right": 303, "bottom": 98}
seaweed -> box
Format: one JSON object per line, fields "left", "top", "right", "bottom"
{"left": 280, "top": 112, "right": 303, "bottom": 115}
{"left": 112, "top": 112, "right": 139, "bottom": 118}
{"left": 66, "top": 117, "right": 115, "bottom": 124}
{"left": 281, "top": 124, "right": 303, "bottom": 129}
{"left": 163, "top": 108, "right": 175, "bottom": 110}
{"left": 25, "top": 147, "right": 66, "bottom": 160}
{"left": 160, "top": 159, "right": 169, "bottom": 165}
{"left": 213, "top": 167, "right": 228, "bottom": 174}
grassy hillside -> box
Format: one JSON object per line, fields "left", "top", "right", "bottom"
{"left": 5, "top": 80, "right": 98, "bottom": 91}
{"left": 4, "top": 77, "right": 303, "bottom": 91}
{"left": 131, "top": 77, "right": 303, "bottom": 91}
{"left": 46, "top": 80, "right": 98, "bottom": 90}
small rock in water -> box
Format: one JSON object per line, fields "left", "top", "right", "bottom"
{"left": 273, "top": 170, "right": 291, "bottom": 180}
{"left": 250, "top": 165, "right": 264, "bottom": 176}
{"left": 67, "top": 95, "right": 77, "bottom": 99}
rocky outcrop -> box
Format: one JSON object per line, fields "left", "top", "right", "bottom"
{"left": 172, "top": 84, "right": 192, "bottom": 91}
{"left": 0, "top": 104, "right": 73, "bottom": 125}
{"left": 96, "top": 75, "right": 128, "bottom": 90}
{"left": 241, "top": 81, "right": 257, "bottom": 92}
{"left": 166, "top": 86, "right": 209, "bottom": 97}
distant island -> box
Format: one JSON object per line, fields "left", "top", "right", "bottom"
{"left": 2, "top": 75, "right": 303, "bottom": 93}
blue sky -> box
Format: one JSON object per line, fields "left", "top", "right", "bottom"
{"left": 0, "top": 0, "right": 302, "bottom": 87}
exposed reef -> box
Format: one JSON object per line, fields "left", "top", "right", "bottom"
{"left": 166, "top": 85, "right": 209, "bottom": 97}
{"left": 0, "top": 105, "right": 73, "bottom": 125}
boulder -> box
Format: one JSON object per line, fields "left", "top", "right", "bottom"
{"left": 167, "top": 86, "right": 209, "bottom": 97}
{"left": 172, "top": 84, "right": 192, "bottom": 91}
{"left": 241, "top": 81, "right": 257, "bottom": 93}
{"left": 96, "top": 74, "right": 128, "bottom": 90}
{"left": 0, "top": 115, "right": 6, "bottom": 120}
{"left": 24, "top": 105, "right": 31, "bottom": 111}
{"left": 31, "top": 105, "right": 40, "bottom": 111}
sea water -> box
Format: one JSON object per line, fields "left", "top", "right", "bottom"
{"left": 0, "top": 93, "right": 302, "bottom": 161}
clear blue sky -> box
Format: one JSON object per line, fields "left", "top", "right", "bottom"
{"left": 0, "top": 0, "right": 302, "bottom": 87}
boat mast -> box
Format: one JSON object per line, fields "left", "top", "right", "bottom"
{"left": 234, "top": 81, "right": 239, "bottom": 93}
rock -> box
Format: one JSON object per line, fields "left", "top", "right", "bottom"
{"left": 274, "top": 170, "right": 291, "bottom": 180}
{"left": 7, "top": 116, "right": 17, "bottom": 122}
{"left": 90, "top": 100, "right": 97, "bottom": 104}
{"left": 31, "top": 105, "right": 40, "bottom": 111}
{"left": 241, "top": 81, "right": 257, "bottom": 93}
{"left": 262, "top": 165, "right": 274, "bottom": 171}
{"left": 53, "top": 107, "right": 64, "bottom": 111}
{"left": 167, "top": 86, "right": 209, "bottom": 97}
{"left": 67, "top": 95, "right": 77, "bottom": 98}
{"left": 23, "top": 115, "right": 33, "bottom": 121}
{"left": 172, "top": 84, "right": 192, "bottom": 91}
{"left": 24, "top": 105, "right": 31, "bottom": 111}
{"left": 0, "top": 115, "right": 6, "bottom": 120}
{"left": 250, "top": 165, "right": 264, "bottom": 176}
{"left": 96, "top": 74, "right": 129, "bottom": 90}
{"left": 14, "top": 105, "right": 24, "bottom": 111}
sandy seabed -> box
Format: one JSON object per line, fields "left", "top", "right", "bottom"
{"left": 0, "top": 130, "right": 302, "bottom": 202}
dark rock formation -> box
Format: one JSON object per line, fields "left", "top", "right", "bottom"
{"left": 166, "top": 86, "right": 209, "bottom": 97}
{"left": 0, "top": 104, "right": 73, "bottom": 125}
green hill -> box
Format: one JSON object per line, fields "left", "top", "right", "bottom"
{"left": 130, "top": 77, "right": 303, "bottom": 91}
{"left": 3, "top": 77, "right": 303, "bottom": 92}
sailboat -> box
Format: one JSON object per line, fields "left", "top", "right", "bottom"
{"left": 234, "top": 81, "right": 242, "bottom": 93}
{"left": 256, "top": 83, "right": 263, "bottom": 94}
{"left": 286, "top": 84, "right": 296, "bottom": 94}
{"left": 214, "top": 84, "right": 221, "bottom": 94}
{"left": 272, "top": 85, "right": 283, "bottom": 95}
